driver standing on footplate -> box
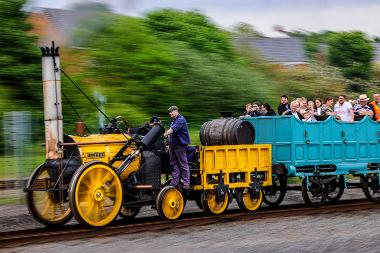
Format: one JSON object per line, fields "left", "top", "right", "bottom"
{"left": 164, "top": 106, "right": 191, "bottom": 189}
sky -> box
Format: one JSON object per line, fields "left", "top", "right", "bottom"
{"left": 27, "top": 0, "right": 380, "bottom": 37}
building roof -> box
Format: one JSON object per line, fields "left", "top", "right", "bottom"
{"left": 248, "top": 37, "right": 308, "bottom": 64}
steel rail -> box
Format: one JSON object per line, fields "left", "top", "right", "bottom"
{"left": 1, "top": 199, "right": 379, "bottom": 248}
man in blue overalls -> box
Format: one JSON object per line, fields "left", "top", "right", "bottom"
{"left": 164, "top": 106, "right": 191, "bottom": 189}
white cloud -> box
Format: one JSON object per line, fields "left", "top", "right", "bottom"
{"left": 29, "top": 0, "right": 380, "bottom": 37}
{"left": 202, "top": 3, "right": 380, "bottom": 37}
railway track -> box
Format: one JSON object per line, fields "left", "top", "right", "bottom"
{"left": 1, "top": 199, "right": 379, "bottom": 249}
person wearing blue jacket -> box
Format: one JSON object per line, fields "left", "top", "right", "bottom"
{"left": 164, "top": 106, "right": 191, "bottom": 189}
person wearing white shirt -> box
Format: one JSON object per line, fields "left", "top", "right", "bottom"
{"left": 334, "top": 95, "right": 354, "bottom": 122}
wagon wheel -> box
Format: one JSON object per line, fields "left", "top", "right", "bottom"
{"left": 156, "top": 186, "right": 185, "bottom": 220}
{"left": 362, "top": 175, "right": 380, "bottom": 203}
{"left": 201, "top": 189, "right": 229, "bottom": 215}
{"left": 119, "top": 206, "right": 141, "bottom": 221}
{"left": 195, "top": 195, "right": 204, "bottom": 210}
{"left": 236, "top": 188, "right": 263, "bottom": 212}
{"left": 326, "top": 175, "right": 345, "bottom": 203}
{"left": 69, "top": 161, "right": 122, "bottom": 227}
{"left": 26, "top": 164, "right": 72, "bottom": 227}
{"left": 263, "top": 176, "right": 287, "bottom": 206}
{"left": 302, "top": 177, "right": 327, "bottom": 207}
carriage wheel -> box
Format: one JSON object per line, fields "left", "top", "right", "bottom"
{"left": 236, "top": 188, "right": 263, "bottom": 212}
{"left": 201, "top": 189, "right": 229, "bottom": 215}
{"left": 263, "top": 176, "right": 287, "bottom": 206}
{"left": 156, "top": 186, "right": 185, "bottom": 220}
{"left": 326, "top": 175, "right": 345, "bottom": 203}
{"left": 362, "top": 175, "right": 380, "bottom": 203}
{"left": 119, "top": 206, "right": 141, "bottom": 221}
{"left": 302, "top": 177, "right": 326, "bottom": 207}
{"left": 195, "top": 195, "right": 204, "bottom": 210}
{"left": 69, "top": 161, "right": 122, "bottom": 227}
{"left": 26, "top": 164, "right": 72, "bottom": 227}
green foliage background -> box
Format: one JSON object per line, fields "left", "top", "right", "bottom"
{"left": 0, "top": 4, "right": 379, "bottom": 178}
{"left": 64, "top": 9, "right": 282, "bottom": 134}
{"left": 328, "top": 31, "right": 374, "bottom": 80}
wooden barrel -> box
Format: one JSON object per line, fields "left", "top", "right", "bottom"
{"left": 200, "top": 118, "right": 255, "bottom": 146}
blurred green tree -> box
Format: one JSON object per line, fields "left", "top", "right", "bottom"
{"left": 71, "top": 13, "right": 180, "bottom": 127}
{"left": 328, "top": 31, "right": 374, "bottom": 80}
{"left": 145, "top": 9, "right": 233, "bottom": 59}
{"left": 70, "top": 9, "right": 277, "bottom": 131}
{"left": 0, "top": 0, "right": 40, "bottom": 103}
{"left": 231, "top": 22, "right": 264, "bottom": 38}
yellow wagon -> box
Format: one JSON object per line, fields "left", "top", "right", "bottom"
{"left": 187, "top": 144, "right": 272, "bottom": 215}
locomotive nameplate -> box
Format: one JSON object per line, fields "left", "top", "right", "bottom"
{"left": 86, "top": 152, "right": 105, "bottom": 159}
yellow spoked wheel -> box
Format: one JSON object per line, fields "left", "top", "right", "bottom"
{"left": 202, "top": 189, "right": 229, "bottom": 215}
{"left": 156, "top": 186, "right": 184, "bottom": 220}
{"left": 236, "top": 188, "right": 263, "bottom": 212}
{"left": 26, "top": 164, "right": 72, "bottom": 227}
{"left": 69, "top": 161, "right": 122, "bottom": 227}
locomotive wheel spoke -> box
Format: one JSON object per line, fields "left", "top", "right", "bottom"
{"left": 41, "top": 200, "right": 51, "bottom": 217}
{"left": 50, "top": 202, "right": 57, "bottom": 220}
{"left": 26, "top": 164, "right": 72, "bottom": 227}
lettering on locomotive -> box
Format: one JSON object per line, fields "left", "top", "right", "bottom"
{"left": 86, "top": 152, "right": 105, "bottom": 159}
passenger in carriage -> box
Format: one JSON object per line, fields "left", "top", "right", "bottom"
{"left": 334, "top": 95, "right": 354, "bottom": 122}
{"left": 372, "top": 93, "right": 380, "bottom": 102}
{"left": 285, "top": 101, "right": 304, "bottom": 120}
{"left": 278, "top": 95, "right": 291, "bottom": 115}
{"left": 303, "top": 109, "right": 316, "bottom": 122}
{"left": 314, "top": 98, "right": 323, "bottom": 116}
{"left": 260, "top": 103, "right": 276, "bottom": 116}
{"left": 241, "top": 102, "right": 261, "bottom": 117}
{"left": 307, "top": 100, "right": 315, "bottom": 113}
{"left": 250, "top": 102, "right": 262, "bottom": 117}
{"left": 369, "top": 93, "right": 380, "bottom": 122}
{"left": 298, "top": 97, "right": 308, "bottom": 117}
{"left": 242, "top": 103, "right": 253, "bottom": 117}
{"left": 353, "top": 94, "right": 374, "bottom": 119}
{"left": 320, "top": 97, "right": 336, "bottom": 117}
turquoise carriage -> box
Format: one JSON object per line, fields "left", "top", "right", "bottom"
{"left": 244, "top": 115, "right": 380, "bottom": 207}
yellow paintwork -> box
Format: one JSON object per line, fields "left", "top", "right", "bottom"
{"left": 193, "top": 144, "right": 272, "bottom": 191}
{"left": 160, "top": 187, "right": 184, "bottom": 220}
{"left": 69, "top": 134, "right": 140, "bottom": 181}
{"left": 240, "top": 189, "right": 263, "bottom": 211}
{"left": 203, "top": 190, "right": 229, "bottom": 214}
{"left": 74, "top": 163, "right": 123, "bottom": 227}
